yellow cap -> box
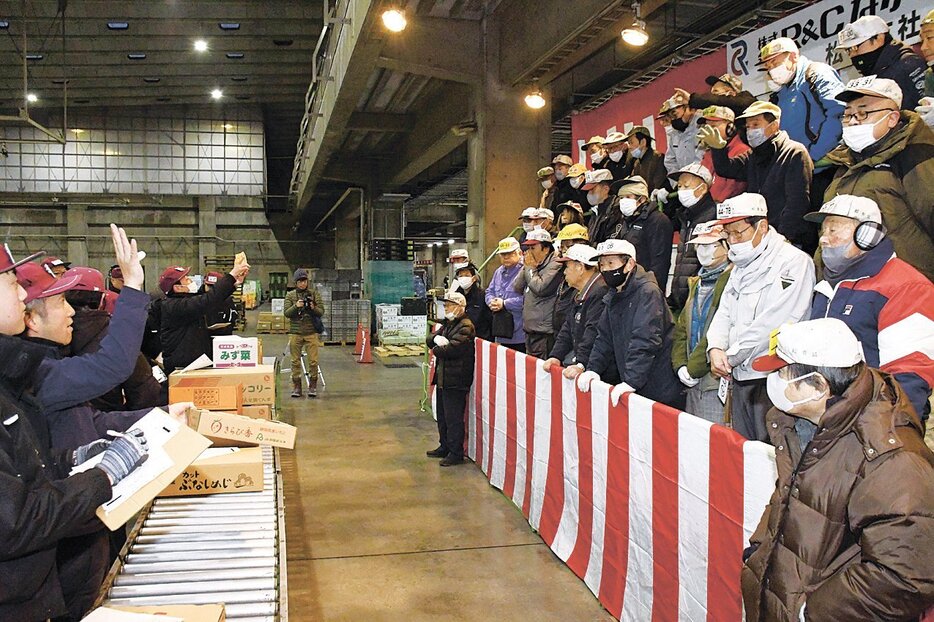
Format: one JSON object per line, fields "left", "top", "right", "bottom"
{"left": 922, "top": 9, "right": 934, "bottom": 26}
{"left": 556, "top": 223, "right": 590, "bottom": 242}
{"left": 567, "top": 163, "right": 587, "bottom": 178}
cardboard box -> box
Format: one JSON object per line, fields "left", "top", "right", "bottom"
{"left": 85, "top": 604, "right": 225, "bottom": 621}
{"left": 160, "top": 447, "right": 265, "bottom": 497}
{"left": 189, "top": 409, "right": 296, "bottom": 449}
{"left": 242, "top": 404, "right": 272, "bottom": 420}
{"left": 212, "top": 336, "right": 261, "bottom": 368}
{"left": 271, "top": 298, "right": 285, "bottom": 314}
{"left": 169, "top": 365, "right": 276, "bottom": 406}
{"left": 169, "top": 378, "right": 243, "bottom": 413}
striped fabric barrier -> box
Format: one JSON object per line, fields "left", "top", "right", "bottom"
{"left": 463, "top": 338, "right": 777, "bottom": 621}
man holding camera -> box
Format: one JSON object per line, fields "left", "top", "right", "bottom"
{"left": 284, "top": 269, "right": 325, "bottom": 398}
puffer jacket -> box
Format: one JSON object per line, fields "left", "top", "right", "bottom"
{"left": 283, "top": 286, "right": 325, "bottom": 335}
{"left": 824, "top": 110, "right": 934, "bottom": 282}
{"left": 428, "top": 315, "right": 475, "bottom": 390}
{"left": 513, "top": 250, "right": 564, "bottom": 335}
{"left": 668, "top": 192, "right": 718, "bottom": 309}
{"left": 549, "top": 273, "right": 608, "bottom": 369}
{"left": 741, "top": 368, "right": 934, "bottom": 621}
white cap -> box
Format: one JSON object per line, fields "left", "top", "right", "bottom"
{"left": 552, "top": 154, "right": 573, "bottom": 166}
{"left": 716, "top": 193, "right": 768, "bottom": 224}
{"left": 535, "top": 207, "right": 554, "bottom": 221}
{"left": 523, "top": 229, "right": 553, "bottom": 245}
{"left": 448, "top": 248, "right": 469, "bottom": 261}
{"left": 582, "top": 168, "right": 613, "bottom": 189}
{"left": 836, "top": 75, "right": 903, "bottom": 109}
{"left": 497, "top": 237, "right": 521, "bottom": 254}
{"left": 836, "top": 15, "right": 889, "bottom": 50}
{"left": 804, "top": 194, "right": 882, "bottom": 225}
{"left": 556, "top": 243, "right": 599, "bottom": 266}
{"left": 441, "top": 291, "right": 467, "bottom": 307}
{"left": 752, "top": 318, "right": 865, "bottom": 372}
{"left": 595, "top": 238, "right": 637, "bottom": 261}
{"left": 518, "top": 207, "right": 539, "bottom": 220}
{"left": 668, "top": 162, "right": 713, "bottom": 185}
{"left": 687, "top": 221, "right": 726, "bottom": 245}
{"left": 603, "top": 131, "right": 627, "bottom": 144}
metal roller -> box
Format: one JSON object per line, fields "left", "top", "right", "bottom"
{"left": 106, "top": 589, "right": 275, "bottom": 606}
{"left": 121, "top": 558, "right": 276, "bottom": 575}
{"left": 114, "top": 567, "right": 276, "bottom": 586}
{"left": 110, "top": 578, "right": 276, "bottom": 598}
{"left": 130, "top": 538, "right": 275, "bottom": 553}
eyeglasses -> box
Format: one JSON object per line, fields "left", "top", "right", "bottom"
{"left": 841, "top": 108, "right": 896, "bottom": 124}
{"left": 724, "top": 224, "right": 754, "bottom": 242}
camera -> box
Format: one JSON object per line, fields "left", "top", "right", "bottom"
{"left": 298, "top": 295, "right": 315, "bottom": 316}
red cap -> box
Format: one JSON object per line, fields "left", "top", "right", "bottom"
{"left": 64, "top": 266, "right": 106, "bottom": 292}
{"left": 17, "top": 262, "right": 82, "bottom": 303}
{"left": 0, "top": 244, "right": 44, "bottom": 276}
{"left": 159, "top": 266, "right": 191, "bottom": 295}
{"left": 205, "top": 271, "right": 224, "bottom": 286}
{"left": 109, "top": 265, "right": 123, "bottom": 280}
{"left": 41, "top": 256, "right": 71, "bottom": 271}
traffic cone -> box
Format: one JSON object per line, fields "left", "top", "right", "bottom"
{"left": 357, "top": 327, "right": 373, "bottom": 364}
{"left": 353, "top": 323, "right": 363, "bottom": 355}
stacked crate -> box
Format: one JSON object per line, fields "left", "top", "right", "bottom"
{"left": 323, "top": 299, "right": 370, "bottom": 344}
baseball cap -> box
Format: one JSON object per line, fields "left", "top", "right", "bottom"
{"left": 625, "top": 125, "right": 652, "bottom": 140}
{"left": 441, "top": 291, "right": 467, "bottom": 306}
{"left": 668, "top": 162, "right": 713, "bottom": 185}
{"left": 737, "top": 100, "right": 782, "bottom": 121}
{"left": 159, "top": 266, "right": 191, "bottom": 295}
{"left": 205, "top": 271, "right": 224, "bottom": 286}
{"left": 557, "top": 201, "right": 584, "bottom": 215}
{"left": 522, "top": 229, "right": 553, "bottom": 246}
{"left": 924, "top": 9, "right": 934, "bottom": 26}
{"left": 108, "top": 265, "right": 123, "bottom": 280}
{"left": 448, "top": 248, "right": 470, "bottom": 263}
{"left": 17, "top": 262, "right": 82, "bottom": 303}
{"left": 804, "top": 194, "right": 882, "bottom": 225}
{"left": 616, "top": 175, "right": 649, "bottom": 199}
{"left": 836, "top": 15, "right": 889, "bottom": 50}
{"left": 537, "top": 166, "right": 555, "bottom": 179}
{"left": 65, "top": 267, "right": 106, "bottom": 292}
{"left": 41, "top": 256, "right": 71, "bottom": 272}
{"left": 293, "top": 268, "right": 308, "bottom": 281}
{"left": 556, "top": 243, "right": 599, "bottom": 267}
{"left": 497, "top": 237, "right": 521, "bottom": 254}
{"left": 518, "top": 207, "right": 539, "bottom": 220}
{"left": 835, "top": 75, "right": 903, "bottom": 109}
{"left": 705, "top": 73, "right": 743, "bottom": 92}
{"left": 716, "top": 193, "right": 768, "bottom": 224}
{"left": 700, "top": 105, "right": 735, "bottom": 123}
{"left": 595, "top": 238, "right": 637, "bottom": 261}
{"left": 535, "top": 207, "right": 554, "bottom": 221}
{"left": 752, "top": 318, "right": 864, "bottom": 372}
{"left": 757, "top": 37, "right": 798, "bottom": 66}
{"left": 552, "top": 155, "right": 573, "bottom": 166}
{"left": 687, "top": 221, "right": 726, "bottom": 244}
{"left": 567, "top": 163, "right": 587, "bottom": 178}
{"left": 604, "top": 131, "right": 627, "bottom": 144}
{"left": 582, "top": 135, "right": 605, "bottom": 148}
{"left": 656, "top": 98, "right": 673, "bottom": 119}
{"left": 555, "top": 223, "right": 590, "bottom": 242}
{"left": 0, "top": 244, "right": 43, "bottom": 276}
{"left": 582, "top": 168, "right": 613, "bottom": 190}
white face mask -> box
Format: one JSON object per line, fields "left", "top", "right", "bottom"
{"left": 554, "top": 170, "right": 566, "bottom": 181}
{"left": 570, "top": 176, "right": 583, "bottom": 189}
{"left": 542, "top": 179, "right": 553, "bottom": 190}
{"left": 522, "top": 222, "right": 535, "bottom": 232}
{"left": 767, "top": 63, "right": 795, "bottom": 87}
{"left": 630, "top": 146, "right": 644, "bottom": 159}
{"left": 728, "top": 238, "right": 758, "bottom": 266}
{"left": 451, "top": 261, "right": 468, "bottom": 271}
{"left": 767, "top": 371, "right": 827, "bottom": 412}
{"left": 609, "top": 150, "right": 624, "bottom": 162}
{"left": 456, "top": 276, "right": 474, "bottom": 291}
{"left": 678, "top": 186, "right": 702, "bottom": 208}
{"left": 590, "top": 151, "right": 604, "bottom": 164}
{"left": 746, "top": 127, "right": 769, "bottom": 149}
{"left": 695, "top": 243, "right": 720, "bottom": 267}
{"left": 587, "top": 190, "right": 602, "bottom": 206}
{"left": 841, "top": 116, "right": 887, "bottom": 153}
{"left": 619, "top": 197, "right": 640, "bottom": 217}
{"left": 187, "top": 281, "right": 200, "bottom": 294}
{"left": 444, "top": 311, "right": 457, "bottom": 321}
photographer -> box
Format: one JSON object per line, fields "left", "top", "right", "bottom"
{"left": 284, "top": 269, "right": 325, "bottom": 398}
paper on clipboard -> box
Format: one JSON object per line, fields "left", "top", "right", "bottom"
{"left": 182, "top": 354, "right": 214, "bottom": 372}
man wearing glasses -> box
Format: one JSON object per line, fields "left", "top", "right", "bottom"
{"left": 823, "top": 76, "right": 934, "bottom": 282}
{"left": 704, "top": 193, "right": 816, "bottom": 441}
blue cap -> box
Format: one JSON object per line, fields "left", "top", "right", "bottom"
{"left": 293, "top": 268, "right": 308, "bottom": 281}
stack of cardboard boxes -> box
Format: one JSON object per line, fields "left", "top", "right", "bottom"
{"left": 256, "top": 312, "right": 287, "bottom": 334}
{"left": 375, "top": 303, "right": 426, "bottom": 346}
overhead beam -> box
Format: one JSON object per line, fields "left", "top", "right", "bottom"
{"left": 346, "top": 111, "right": 415, "bottom": 133}
{"left": 375, "top": 16, "right": 481, "bottom": 84}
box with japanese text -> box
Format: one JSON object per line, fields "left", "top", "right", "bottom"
{"left": 212, "top": 336, "right": 262, "bottom": 368}
{"left": 169, "top": 365, "right": 275, "bottom": 406}
{"left": 159, "top": 447, "right": 264, "bottom": 497}
{"left": 189, "top": 409, "right": 296, "bottom": 449}
{"left": 169, "top": 378, "right": 243, "bottom": 413}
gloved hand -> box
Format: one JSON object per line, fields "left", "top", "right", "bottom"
{"left": 542, "top": 357, "right": 561, "bottom": 372}
{"left": 433, "top": 335, "right": 450, "bottom": 347}
{"left": 916, "top": 97, "right": 934, "bottom": 128}
{"left": 94, "top": 429, "right": 149, "bottom": 485}
{"left": 576, "top": 370, "right": 600, "bottom": 393}
{"left": 697, "top": 124, "right": 726, "bottom": 149}
{"left": 677, "top": 366, "right": 701, "bottom": 388}
{"left": 610, "top": 382, "right": 636, "bottom": 406}
{"left": 73, "top": 438, "right": 111, "bottom": 466}
{"left": 651, "top": 187, "right": 670, "bottom": 204}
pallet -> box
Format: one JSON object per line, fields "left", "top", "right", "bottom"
{"left": 375, "top": 345, "right": 425, "bottom": 358}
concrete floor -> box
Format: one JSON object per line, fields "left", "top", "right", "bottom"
{"left": 264, "top": 333, "right": 614, "bottom": 622}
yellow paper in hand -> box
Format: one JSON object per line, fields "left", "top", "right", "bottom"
{"left": 235, "top": 252, "right": 247, "bottom": 265}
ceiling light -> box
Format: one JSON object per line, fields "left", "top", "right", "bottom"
{"left": 194, "top": 39, "right": 208, "bottom": 52}
{"left": 231, "top": 76, "right": 247, "bottom": 82}
{"left": 26, "top": 54, "right": 43, "bottom": 61}
{"left": 143, "top": 77, "right": 161, "bottom": 83}
{"left": 524, "top": 87, "right": 546, "bottom": 110}
{"left": 447, "top": 239, "right": 455, "bottom": 245}
{"left": 127, "top": 53, "right": 146, "bottom": 60}
{"left": 70, "top": 128, "right": 85, "bottom": 135}
{"left": 51, "top": 78, "right": 69, "bottom": 85}
{"left": 74, "top": 98, "right": 90, "bottom": 104}
{"left": 107, "top": 21, "right": 128, "bottom": 30}
{"left": 219, "top": 22, "right": 240, "bottom": 30}
{"left": 222, "top": 123, "right": 234, "bottom": 130}
{"left": 382, "top": 8, "right": 407, "bottom": 32}
{"left": 211, "top": 88, "right": 223, "bottom": 100}
{"left": 26, "top": 93, "right": 37, "bottom": 103}
{"left": 235, "top": 95, "right": 251, "bottom": 100}
{"left": 156, "top": 97, "right": 172, "bottom": 102}
{"left": 621, "top": 2, "right": 649, "bottom": 46}
{"left": 226, "top": 52, "right": 244, "bottom": 59}
{"left": 0, "top": 20, "right": 9, "bottom": 29}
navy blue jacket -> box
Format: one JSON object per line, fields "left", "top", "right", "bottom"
{"left": 861, "top": 38, "right": 927, "bottom": 111}
{"left": 550, "top": 274, "right": 609, "bottom": 371}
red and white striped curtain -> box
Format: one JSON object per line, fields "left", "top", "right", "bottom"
{"left": 457, "top": 338, "right": 778, "bottom": 621}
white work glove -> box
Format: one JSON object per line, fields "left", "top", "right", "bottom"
{"left": 610, "top": 382, "right": 636, "bottom": 406}
{"left": 576, "top": 370, "right": 600, "bottom": 393}
{"left": 916, "top": 97, "right": 934, "bottom": 128}
{"left": 799, "top": 603, "right": 807, "bottom": 622}
{"left": 677, "top": 366, "right": 701, "bottom": 388}
{"left": 697, "top": 124, "right": 727, "bottom": 149}
{"left": 651, "top": 187, "right": 670, "bottom": 204}
{"left": 433, "top": 335, "right": 450, "bottom": 347}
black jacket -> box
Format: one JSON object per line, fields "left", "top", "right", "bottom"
{"left": 689, "top": 90, "right": 757, "bottom": 118}
{"left": 586, "top": 267, "right": 685, "bottom": 409}
{"left": 429, "top": 316, "right": 476, "bottom": 390}
{"left": 552, "top": 280, "right": 577, "bottom": 339}
{"left": 455, "top": 284, "right": 492, "bottom": 342}
{"left": 612, "top": 204, "right": 675, "bottom": 292}
{"left": 156, "top": 273, "right": 237, "bottom": 372}
{"left": 551, "top": 177, "right": 578, "bottom": 208}
{"left": 711, "top": 130, "right": 814, "bottom": 248}
{"left": 550, "top": 274, "right": 609, "bottom": 369}
{"left": 587, "top": 197, "right": 619, "bottom": 245}
{"left": 862, "top": 37, "right": 927, "bottom": 111}
{"left": 603, "top": 155, "right": 633, "bottom": 182}
{"left": 669, "top": 193, "right": 718, "bottom": 310}
{"left": 0, "top": 335, "right": 112, "bottom": 622}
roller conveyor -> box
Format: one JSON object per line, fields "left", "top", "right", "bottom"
{"left": 96, "top": 445, "right": 289, "bottom": 620}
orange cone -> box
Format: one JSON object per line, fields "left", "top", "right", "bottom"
{"left": 353, "top": 323, "right": 363, "bottom": 355}
{"left": 357, "top": 327, "right": 373, "bottom": 364}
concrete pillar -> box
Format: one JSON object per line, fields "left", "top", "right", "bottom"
{"left": 335, "top": 213, "right": 361, "bottom": 269}
{"left": 66, "top": 203, "right": 89, "bottom": 267}
{"left": 198, "top": 196, "right": 217, "bottom": 267}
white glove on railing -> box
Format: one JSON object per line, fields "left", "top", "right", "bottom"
{"left": 610, "top": 382, "right": 636, "bottom": 406}
{"left": 433, "top": 335, "right": 450, "bottom": 347}
{"left": 576, "top": 370, "right": 600, "bottom": 393}
{"left": 917, "top": 97, "right": 934, "bottom": 128}
{"left": 677, "top": 366, "right": 701, "bottom": 387}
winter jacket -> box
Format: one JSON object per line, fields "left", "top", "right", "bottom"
{"left": 513, "top": 250, "right": 564, "bottom": 334}
{"left": 0, "top": 336, "right": 112, "bottom": 622}
{"left": 603, "top": 203, "right": 674, "bottom": 293}
{"left": 768, "top": 55, "right": 845, "bottom": 162}
{"left": 706, "top": 228, "right": 816, "bottom": 381}
{"left": 283, "top": 286, "right": 325, "bottom": 336}
{"left": 671, "top": 263, "right": 732, "bottom": 392}
{"left": 69, "top": 307, "right": 163, "bottom": 412}
{"left": 668, "top": 193, "right": 718, "bottom": 309}
{"left": 711, "top": 130, "right": 814, "bottom": 248}
{"left": 810, "top": 238, "right": 933, "bottom": 419}
{"left": 689, "top": 90, "right": 757, "bottom": 118}
{"left": 629, "top": 148, "right": 669, "bottom": 195}
{"left": 428, "top": 315, "right": 475, "bottom": 390}
{"left": 552, "top": 280, "right": 577, "bottom": 339}
{"left": 587, "top": 266, "right": 685, "bottom": 409}
{"left": 455, "top": 283, "right": 492, "bottom": 341}
{"left": 858, "top": 37, "right": 927, "bottom": 111}
{"left": 701, "top": 133, "right": 749, "bottom": 203}
{"left": 157, "top": 273, "right": 237, "bottom": 372}
{"left": 603, "top": 154, "right": 633, "bottom": 182}
{"left": 741, "top": 368, "right": 934, "bottom": 622}
{"left": 550, "top": 177, "right": 579, "bottom": 210}
{"left": 664, "top": 112, "right": 706, "bottom": 174}
{"left": 550, "top": 273, "right": 608, "bottom": 369}
{"left": 204, "top": 293, "right": 238, "bottom": 337}
{"left": 824, "top": 110, "right": 934, "bottom": 281}
{"left": 486, "top": 261, "right": 525, "bottom": 344}
{"left": 588, "top": 196, "right": 621, "bottom": 246}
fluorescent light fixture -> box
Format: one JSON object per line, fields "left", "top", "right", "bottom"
{"left": 382, "top": 8, "right": 407, "bottom": 32}
{"left": 222, "top": 123, "right": 234, "bottom": 130}
{"left": 226, "top": 52, "right": 244, "bottom": 59}
{"left": 143, "top": 77, "right": 160, "bottom": 83}
{"left": 127, "top": 53, "right": 146, "bottom": 60}
{"left": 70, "top": 128, "right": 85, "bottom": 135}
{"left": 211, "top": 88, "right": 223, "bottom": 100}
{"left": 194, "top": 39, "right": 208, "bottom": 52}
{"left": 447, "top": 239, "right": 455, "bottom": 245}
{"left": 219, "top": 23, "right": 240, "bottom": 30}
{"left": 26, "top": 53, "right": 43, "bottom": 61}
{"left": 107, "top": 21, "right": 129, "bottom": 30}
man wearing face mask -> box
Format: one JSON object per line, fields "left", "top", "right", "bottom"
{"left": 553, "top": 224, "right": 590, "bottom": 334}
{"left": 564, "top": 164, "right": 591, "bottom": 208}
{"left": 486, "top": 237, "right": 526, "bottom": 351}
{"left": 605, "top": 175, "right": 674, "bottom": 291}
{"left": 581, "top": 168, "right": 615, "bottom": 242}
{"left": 757, "top": 37, "right": 845, "bottom": 164}
{"left": 671, "top": 222, "right": 732, "bottom": 422}
{"left": 625, "top": 126, "right": 668, "bottom": 195}
{"left": 699, "top": 101, "right": 815, "bottom": 251}
{"left": 513, "top": 229, "right": 563, "bottom": 359}
{"left": 836, "top": 15, "right": 927, "bottom": 111}
{"left": 742, "top": 318, "right": 934, "bottom": 622}
{"left": 583, "top": 135, "right": 608, "bottom": 170}
{"left": 805, "top": 195, "right": 933, "bottom": 422}
{"left": 517, "top": 206, "right": 542, "bottom": 244}
{"left": 667, "top": 164, "right": 718, "bottom": 310}
{"left": 157, "top": 257, "right": 249, "bottom": 373}
{"left": 697, "top": 106, "right": 749, "bottom": 202}
{"left": 550, "top": 154, "right": 578, "bottom": 207}
{"left": 453, "top": 263, "right": 491, "bottom": 341}
{"left": 705, "top": 193, "right": 816, "bottom": 441}
{"left": 571, "top": 239, "right": 684, "bottom": 409}
{"left": 601, "top": 131, "right": 633, "bottom": 181}
{"left": 537, "top": 166, "right": 558, "bottom": 212}
{"left": 663, "top": 91, "right": 705, "bottom": 176}
{"left": 823, "top": 77, "right": 934, "bottom": 281}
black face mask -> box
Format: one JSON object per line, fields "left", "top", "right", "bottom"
{"left": 601, "top": 264, "right": 631, "bottom": 289}
{"left": 851, "top": 43, "right": 885, "bottom": 75}
{"left": 670, "top": 117, "right": 689, "bottom": 132}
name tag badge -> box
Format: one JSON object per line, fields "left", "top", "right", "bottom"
{"left": 718, "top": 377, "right": 730, "bottom": 405}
